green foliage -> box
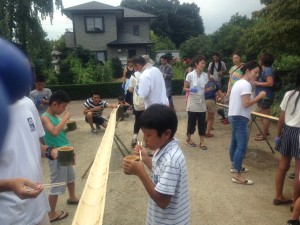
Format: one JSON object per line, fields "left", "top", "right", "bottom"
{"left": 151, "top": 32, "right": 176, "bottom": 53}
{"left": 42, "top": 68, "right": 59, "bottom": 85}
{"left": 172, "top": 61, "right": 187, "bottom": 79}
{"left": 73, "top": 45, "right": 97, "bottom": 65}
{"left": 273, "top": 55, "right": 300, "bottom": 71}
{"left": 241, "top": 0, "right": 300, "bottom": 57}
{"left": 110, "top": 57, "right": 123, "bottom": 78}
{"left": 121, "top": 0, "right": 204, "bottom": 47}
{"left": 180, "top": 35, "right": 213, "bottom": 59}
{"left": 0, "top": 0, "right": 63, "bottom": 51}
{"left": 211, "top": 14, "right": 253, "bottom": 59}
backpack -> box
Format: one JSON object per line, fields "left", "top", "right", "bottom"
{"left": 132, "top": 74, "right": 145, "bottom": 111}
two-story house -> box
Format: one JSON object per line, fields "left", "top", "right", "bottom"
{"left": 63, "top": 1, "right": 156, "bottom": 64}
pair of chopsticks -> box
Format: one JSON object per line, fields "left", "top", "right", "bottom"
{"left": 137, "top": 141, "right": 143, "bottom": 161}
{"left": 26, "top": 182, "right": 66, "bottom": 192}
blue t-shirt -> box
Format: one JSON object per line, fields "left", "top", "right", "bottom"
{"left": 205, "top": 81, "right": 220, "bottom": 100}
{"left": 255, "top": 67, "right": 274, "bottom": 98}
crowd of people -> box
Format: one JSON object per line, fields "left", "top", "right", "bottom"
{"left": 1, "top": 36, "right": 300, "bottom": 225}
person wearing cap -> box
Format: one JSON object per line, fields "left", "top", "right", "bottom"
{"left": 205, "top": 75, "right": 224, "bottom": 137}
{"left": 159, "top": 55, "right": 174, "bottom": 108}
{"left": 131, "top": 55, "right": 169, "bottom": 109}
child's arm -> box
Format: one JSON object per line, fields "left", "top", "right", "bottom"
{"left": 41, "top": 112, "right": 71, "bottom": 137}
{"left": 106, "top": 103, "right": 118, "bottom": 109}
{"left": 123, "top": 159, "right": 172, "bottom": 209}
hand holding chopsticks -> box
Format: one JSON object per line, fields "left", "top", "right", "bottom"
{"left": 26, "top": 182, "right": 66, "bottom": 192}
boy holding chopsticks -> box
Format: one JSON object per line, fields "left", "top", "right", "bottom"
{"left": 41, "top": 90, "right": 79, "bottom": 223}
{"left": 123, "top": 104, "right": 190, "bottom": 224}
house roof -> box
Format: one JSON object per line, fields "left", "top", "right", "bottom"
{"left": 63, "top": 1, "right": 156, "bottom": 19}
{"left": 107, "top": 32, "right": 153, "bottom": 46}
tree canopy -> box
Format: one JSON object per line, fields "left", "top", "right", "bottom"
{"left": 120, "top": 0, "right": 204, "bottom": 47}
{"left": 0, "top": 0, "right": 63, "bottom": 51}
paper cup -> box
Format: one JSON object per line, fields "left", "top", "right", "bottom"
{"left": 58, "top": 146, "right": 74, "bottom": 166}
{"left": 123, "top": 155, "right": 139, "bottom": 175}
{"left": 66, "top": 121, "right": 77, "bottom": 131}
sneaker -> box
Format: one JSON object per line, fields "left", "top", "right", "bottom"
{"left": 131, "top": 138, "right": 137, "bottom": 147}
{"left": 230, "top": 167, "right": 249, "bottom": 173}
{"left": 91, "top": 129, "right": 98, "bottom": 134}
{"left": 287, "top": 220, "right": 300, "bottom": 225}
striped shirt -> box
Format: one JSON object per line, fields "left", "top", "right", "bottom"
{"left": 147, "top": 139, "right": 190, "bottom": 225}
{"left": 84, "top": 98, "right": 107, "bottom": 118}
{"left": 229, "top": 65, "right": 243, "bottom": 89}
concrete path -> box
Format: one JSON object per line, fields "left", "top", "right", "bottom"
{"left": 41, "top": 95, "right": 294, "bottom": 225}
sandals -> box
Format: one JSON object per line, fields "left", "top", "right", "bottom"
{"left": 273, "top": 198, "right": 293, "bottom": 205}
{"left": 199, "top": 143, "right": 208, "bottom": 150}
{"left": 232, "top": 177, "right": 253, "bottom": 185}
{"left": 230, "top": 167, "right": 249, "bottom": 173}
{"left": 185, "top": 140, "right": 196, "bottom": 147}
{"left": 255, "top": 134, "right": 266, "bottom": 141}
{"left": 91, "top": 129, "right": 98, "bottom": 134}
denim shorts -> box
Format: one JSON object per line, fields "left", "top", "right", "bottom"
{"left": 257, "top": 97, "right": 274, "bottom": 109}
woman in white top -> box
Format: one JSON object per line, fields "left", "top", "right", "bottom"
{"left": 183, "top": 55, "right": 210, "bottom": 150}
{"left": 228, "top": 61, "right": 266, "bottom": 185}
{"left": 275, "top": 74, "right": 300, "bottom": 221}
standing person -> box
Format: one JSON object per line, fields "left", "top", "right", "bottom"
{"left": 83, "top": 91, "right": 117, "bottom": 133}
{"left": 122, "top": 58, "right": 135, "bottom": 108}
{"left": 227, "top": 52, "right": 244, "bottom": 96}
{"left": 183, "top": 55, "right": 209, "bottom": 150}
{"left": 252, "top": 53, "right": 275, "bottom": 141}
{"left": 132, "top": 55, "right": 169, "bottom": 109}
{"left": 123, "top": 104, "right": 190, "bottom": 225}
{"left": 128, "top": 70, "right": 145, "bottom": 147}
{"left": 274, "top": 74, "right": 300, "bottom": 211}
{"left": 205, "top": 75, "right": 223, "bottom": 137}
{"left": 207, "top": 52, "right": 227, "bottom": 88}
{"left": 228, "top": 61, "right": 266, "bottom": 185}
{"left": 0, "top": 97, "right": 54, "bottom": 225}
{"left": 29, "top": 74, "right": 52, "bottom": 115}
{"left": 41, "top": 90, "right": 79, "bottom": 222}
{"left": 159, "top": 55, "right": 174, "bottom": 108}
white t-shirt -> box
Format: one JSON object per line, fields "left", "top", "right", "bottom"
{"left": 0, "top": 97, "right": 49, "bottom": 225}
{"left": 185, "top": 70, "right": 208, "bottom": 112}
{"left": 280, "top": 90, "right": 300, "bottom": 127}
{"left": 137, "top": 66, "right": 169, "bottom": 109}
{"left": 147, "top": 139, "right": 190, "bottom": 225}
{"left": 228, "top": 79, "right": 253, "bottom": 119}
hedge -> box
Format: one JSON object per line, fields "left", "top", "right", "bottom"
{"left": 48, "top": 79, "right": 185, "bottom": 100}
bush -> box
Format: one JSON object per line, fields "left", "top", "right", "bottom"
{"left": 172, "top": 61, "right": 187, "bottom": 79}
{"left": 42, "top": 68, "right": 59, "bottom": 85}
{"left": 110, "top": 57, "right": 123, "bottom": 78}
{"left": 273, "top": 55, "right": 300, "bottom": 71}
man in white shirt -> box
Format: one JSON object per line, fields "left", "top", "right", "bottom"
{"left": 132, "top": 55, "right": 169, "bottom": 109}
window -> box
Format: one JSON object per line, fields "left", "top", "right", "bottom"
{"left": 96, "top": 52, "right": 106, "bottom": 63}
{"left": 133, "top": 25, "right": 139, "bottom": 36}
{"left": 85, "top": 17, "right": 104, "bottom": 33}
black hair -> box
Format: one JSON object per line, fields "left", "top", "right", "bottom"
{"left": 35, "top": 75, "right": 46, "bottom": 83}
{"left": 160, "top": 55, "right": 167, "bottom": 60}
{"left": 286, "top": 70, "right": 300, "bottom": 115}
{"left": 49, "top": 90, "right": 71, "bottom": 105}
{"left": 232, "top": 51, "right": 242, "bottom": 58}
{"left": 131, "top": 55, "right": 146, "bottom": 66}
{"left": 139, "top": 104, "right": 178, "bottom": 138}
{"left": 213, "top": 52, "right": 220, "bottom": 57}
{"left": 193, "top": 55, "right": 206, "bottom": 66}
{"left": 90, "top": 91, "right": 100, "bottom": 98}
{"left": 118, "top": 95, "right": 125, "bottom": 101}
{"left": 240, "top": 60, "right": 261, "bottom": 75}
{"left": 260, "top": 53, "right": 275, "bottom": 67}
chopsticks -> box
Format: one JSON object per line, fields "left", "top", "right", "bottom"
{"left": 137, "top": 141, "right": 142, "bottom": 161}
{"left": 26, "top": 182, "right": 66, "bottom": 191}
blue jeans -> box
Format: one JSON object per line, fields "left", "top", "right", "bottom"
{"left": 228, "top": 116, "right": 249, "bottom": 173}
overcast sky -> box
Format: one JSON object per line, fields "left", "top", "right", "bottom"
{"left": 41, "top": 0, "right": 264, "bottom": 40}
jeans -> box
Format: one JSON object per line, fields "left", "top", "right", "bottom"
{"left": 228, "top": 116, "right": 249, "bottom": 173}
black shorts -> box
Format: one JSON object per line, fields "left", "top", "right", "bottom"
{"left": 257, "top": 97, "right": 274, "bottom": 109}
{"left": 85, "top": 115, "right": 107, "bottom": 125}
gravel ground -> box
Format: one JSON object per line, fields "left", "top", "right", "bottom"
{"left": 41, "top": 95, "right": 294, "bottom": 225}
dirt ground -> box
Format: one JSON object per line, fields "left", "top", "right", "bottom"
{"left": 41, "top": 95, "right": 294, "bottom": 225}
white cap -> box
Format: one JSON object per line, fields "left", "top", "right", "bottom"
{"left": 142, "top": 55, "right": 155, "bottom": 65}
